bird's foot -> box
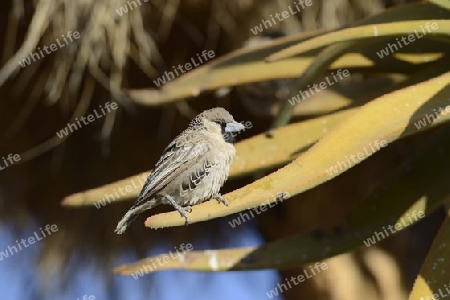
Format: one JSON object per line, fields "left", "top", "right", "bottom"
{"left": 163, "top": 194, "right": 192, "bottom": 225}
{"left": 214, "top": 193, "right": 229, "bottom": 207}
{"left": 176, "top": 206, "right": 191, "bottom": 225}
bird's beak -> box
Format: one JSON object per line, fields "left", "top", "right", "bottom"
{"left": 225, "top": 121, "right": 245, "bottom": 133}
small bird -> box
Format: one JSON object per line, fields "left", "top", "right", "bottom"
{"left": 115, "top": 107, "right": 245, "bottom": 234}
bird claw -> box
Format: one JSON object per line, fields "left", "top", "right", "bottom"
{"left": 176, "top": 206, "right": 191, "bottom": 225}
{"left": 164, "top": 194, "right": 192, "bottom": 225}
{"left": 183, "top": 215, "right": 190, "bottom": 226}
{"left": 214, "top": 193, "right": 229, "bottom": 206}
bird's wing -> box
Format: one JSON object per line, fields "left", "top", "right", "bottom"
{"left": 133, "top": 133, "right": 210, "bottom": 206}
{"left": 182, "top": 159, "right": 214, "bottom": 191}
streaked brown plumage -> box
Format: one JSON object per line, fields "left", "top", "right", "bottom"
{"left": 115, "top": 107, "right": 245, "bottom": 234}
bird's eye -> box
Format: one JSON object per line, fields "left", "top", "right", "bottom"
{"left": 214, "top": 120, "right": 225, "bottom": 126}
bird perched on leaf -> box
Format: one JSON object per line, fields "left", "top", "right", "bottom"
{"left": 115, "top": 107, "right": 245, "bottom": 234}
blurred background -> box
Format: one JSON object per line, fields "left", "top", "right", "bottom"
{"left": 0, "top": 0, "right": 445, "bottom": 299}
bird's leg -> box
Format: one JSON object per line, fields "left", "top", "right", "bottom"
{"left": 213, "top": 193, "right": 229, "bottom": 206}
{"left": 163, "top": 194, "right": 192, "bottom": 225}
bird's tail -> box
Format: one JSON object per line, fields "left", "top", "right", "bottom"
{"left": 114, "top": 198, "right": 158, "bottom": 234}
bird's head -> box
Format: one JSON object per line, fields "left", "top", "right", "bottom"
{"left": 196, "top": 107, "right": 245, "bottom": 143}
